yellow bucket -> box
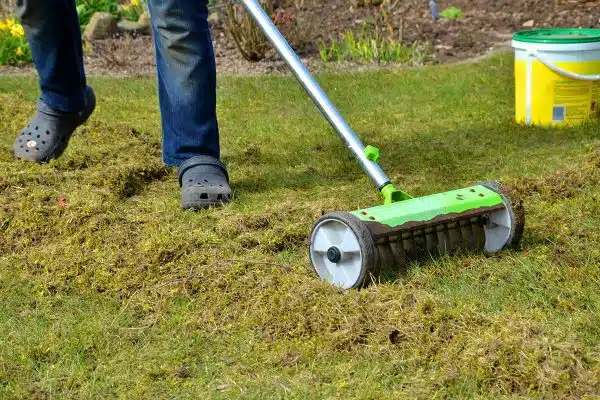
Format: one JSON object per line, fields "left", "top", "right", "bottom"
{"left": 512, "top": 29, "right": 600, "bottom": 126}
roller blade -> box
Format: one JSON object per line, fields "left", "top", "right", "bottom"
{"left": 356, "top": 182, "right": 524, "bottom": 271}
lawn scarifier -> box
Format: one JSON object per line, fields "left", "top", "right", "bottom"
{"left": 241, "top": 0, "right": 525, "bottom": 290}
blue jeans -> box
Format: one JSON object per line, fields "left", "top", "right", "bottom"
{"left": 16, "top": 0, "right": 220, "bottom": 166}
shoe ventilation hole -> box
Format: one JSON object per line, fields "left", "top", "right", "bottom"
{"left": 217, "top": 194, "right": 223, "bottom": 200}
{"left": 35, "top": 126, "right": 38, "bottom": 130}
{"left": 204, "top": 179, "right": 208, "bottom": 183}
{"left": 200, "top": 193, "right": 208, "bottom": 199}
{"left": 36, "top": 134, "right": 40, "bottom": 138}
{"left": 45, "top": 130, "right": 50, "bottom": 135}
{"left": 188, "top": 179, "right": 193, "bottom": 183}
{"left": 41, "top": 141, "right": 45, "bottom": 145}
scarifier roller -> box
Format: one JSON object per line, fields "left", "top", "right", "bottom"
{"left": 239, "top": 0, "right": 525, "bottom": 289}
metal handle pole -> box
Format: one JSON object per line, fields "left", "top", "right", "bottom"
{"left": 239, "top": 0, "right": 392, "bottom": 190}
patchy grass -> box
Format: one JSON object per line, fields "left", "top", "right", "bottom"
{"left": 318, "top": 30, "right": 432, "bottom": 65}
{"left": 1, "top": 55, "right": 600, "bottom": 398}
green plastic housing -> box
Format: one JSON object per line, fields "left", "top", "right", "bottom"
{"left": 352, "top": 185, "right": 505, "bottom": 230}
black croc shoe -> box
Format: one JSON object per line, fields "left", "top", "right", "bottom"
{"left": 178, "top": 155, "right": 232, "bottom": 209}
{"left": 12, "top": 85, "right": 96, "bottom": 163}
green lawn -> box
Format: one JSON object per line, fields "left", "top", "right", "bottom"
{"left": 1, "top": 55, "right": 600, "bottom": 398}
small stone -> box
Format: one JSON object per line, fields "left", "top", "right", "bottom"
{"left": 522, "top": 19, "right": 535, "bottom": 28}
{"left": 117, "top": 19, "right": 150, "bottom": 35}
{"left": 83, "top": 12, "right": 117, "bottom": 40}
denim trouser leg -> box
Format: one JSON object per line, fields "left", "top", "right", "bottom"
{"left": 16, "top": 0, "right": 219, "bottom": 167}
{"left": 16, "top": 0, "right": 86, "bottom": 113}
{"left": 147, "top": 0, "right": 220, "bottom": 167}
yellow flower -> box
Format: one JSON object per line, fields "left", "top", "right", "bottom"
{"left": 10, "top": 24, "right": 24, "bottom": 38}
{"left": 16, "top": 47, "right": 23, "bottom": 57}
{"left": 122, "top": 4, "right": 130, "bottom": 11}
{"left": 0, "top": 18, "right": 13, "bottom": 32}
{"left": 131, "top": 0, "right": 140, "bottom": 6}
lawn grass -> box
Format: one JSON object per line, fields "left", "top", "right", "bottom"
{"left": 1, "top": 54, "right": 600, "bottom": 398}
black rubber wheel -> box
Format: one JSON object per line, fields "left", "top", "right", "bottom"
{"left": 308, "top": 211, "right": 379, "bottom": 290}
{"left": 476, "top": 181, "right": 525, "bottom": 252}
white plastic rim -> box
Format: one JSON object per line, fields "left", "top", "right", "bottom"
{"left": 309, "top": 219, "right": 364, "bottom": 290}
{"left": 483, "top": 208, "right": 513, "bottom": 253}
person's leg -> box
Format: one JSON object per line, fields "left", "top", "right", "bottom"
{"left": 17, "top": 0, "right": 86, "bottom": 112}
{"left": 147, "top": 0, "right": 231, "bottom": 209}
{"left": 12, "top": 0, "right": 95, "bottom": 163}
{"left": 147, "top": 0, "right": 220, "bottom": 166}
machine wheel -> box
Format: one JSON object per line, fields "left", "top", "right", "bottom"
{"left": 476, "top": 181, "right": 525, "bottom": 254}
{"left": 309, "top": 212, "right": 378, "bottom": 290}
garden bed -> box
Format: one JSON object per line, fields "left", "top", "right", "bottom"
{"left": 1, "top": 0, "right": 600, "bottom": 76}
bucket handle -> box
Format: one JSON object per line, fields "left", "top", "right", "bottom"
{"left": 531, "top": 50, "right": 600, "bottom": 81}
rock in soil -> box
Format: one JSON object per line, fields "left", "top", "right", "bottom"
{"left": 84, "top": 12, "right": 117, "bottom": 41}
{"left": 117, "top": 19, "right": 150, "bottom": 35}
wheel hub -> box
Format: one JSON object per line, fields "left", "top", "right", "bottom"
{"left": 309, "top": 218, "right": 365, "bottom": 289}
{"left": 326, "top": 246, "right": 343, "bottom": 263}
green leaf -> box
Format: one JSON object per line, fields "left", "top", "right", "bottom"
{"left": 440, "top": 6, "right": 463, "bottom": 20}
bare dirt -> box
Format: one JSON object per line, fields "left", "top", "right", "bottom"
{"left": 2, "top": 0, "right": 600, "bottom": 76}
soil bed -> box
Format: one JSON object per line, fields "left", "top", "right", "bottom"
{"left": 1, "top": 0, "right": 599, "bottom": 76}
